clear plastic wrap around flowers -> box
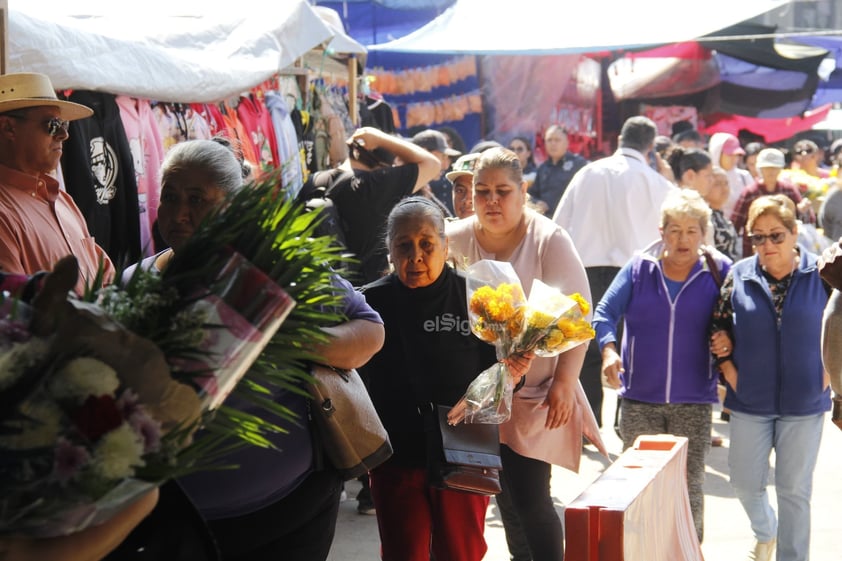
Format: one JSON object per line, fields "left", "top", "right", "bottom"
{"left": 461, "top": 260, "right": 526, "bottom": 424}
{"left": 0, "top": 295, "right": 196, "bottom": 537}
{"left": 172, "top": 252, "right": 295, "bottom": 411}
{"left": 0, "top": 252, "right": 295, "bottom": 537}
{"left": 455, "top": 261, "right": 595, "bottom": 424}
{"left": 518, "top": 279, "right": 595, "bottom": 358}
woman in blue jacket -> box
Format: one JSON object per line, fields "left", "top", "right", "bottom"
{"left": 594, "top": 188, "right": 731, "bottom": 544}
{"left": 710, "top": 194, "right": 831, "bottom": 561}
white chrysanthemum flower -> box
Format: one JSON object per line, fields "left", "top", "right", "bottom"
{"left": 0, "top": 397, "right": 63, "bottom": 449}
{"left": 92, "top": 423, "right": 145, "bottom": 480}
{"left": 47, "top": 357, "right": 119, "bottom": 402}
{"left": 0, "top": 337, "right": 50, "bottom": 391}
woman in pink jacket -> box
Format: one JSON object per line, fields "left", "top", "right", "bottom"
{"left": 446, "top": 147, "right": 605, "bottom": 561}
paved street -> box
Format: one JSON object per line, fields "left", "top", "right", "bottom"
{"left": 330, "top": 390, "right": 842, "bottom": 561}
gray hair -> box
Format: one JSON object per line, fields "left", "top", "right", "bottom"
{"left": 660, "top": 188, "right": 712, "bottom": 235}
{"left": 619, "top": 116, "right": 658, "bottom": 154}
{"left": 160, "top": 138, "right": 249, "bottom": 194}
{"left": 386, "top": 196, "right": 446, "bottom": 248}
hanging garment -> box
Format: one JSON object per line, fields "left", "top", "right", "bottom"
{"left": 60, "top": 91, "right": 141, "bottom": 268}
{"left": 152, "top": 103, "right": 188, "bottom": 153}
{"left": 360, "top": 96, "right": 396, "bottom": 134}
{"left": 236, "top": 93, "right": 279, "bottom": 173}
{"left": 220, "top": 101, "right": 258, "bottom": 167}
{"left": 116, "top": 96, "right": 165, "bottom": 257}
{"left": 265, "top": 91, "right": 304, "bottom": 197}
{"left": 191, "top": 103, "right": 225, "bottom": 138}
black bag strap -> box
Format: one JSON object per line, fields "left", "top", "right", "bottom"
{"left": 702, "top": 247, "right": 723, "bottom": 289}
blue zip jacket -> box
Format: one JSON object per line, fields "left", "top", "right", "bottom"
{"left": 594, "top": 241, "right": 730, "bottom": 404}
{"left": 725, "top": 247, "right": 831, "bottom": 416}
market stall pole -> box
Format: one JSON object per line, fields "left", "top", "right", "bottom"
{"left": 348, "top": 55, "right": 358, "bottom": 126}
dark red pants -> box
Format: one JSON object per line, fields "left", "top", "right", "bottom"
{"left": 369, "top": 462, "right": 489, "bottom": 561}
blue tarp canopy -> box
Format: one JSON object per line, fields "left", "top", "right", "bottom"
{"left": 367, "top": 0, "right": 791, "bottom": 55}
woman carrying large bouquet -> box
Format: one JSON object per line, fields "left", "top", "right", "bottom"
{"left": 445, "top": 147, "right": 604, "bottom": 561}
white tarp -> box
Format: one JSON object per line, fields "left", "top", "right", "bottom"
{"left": 368, "top": 0, "right": 792, "bottom": 54}
{"left": 8, "top": 0, "right": 350, "bottom": 103}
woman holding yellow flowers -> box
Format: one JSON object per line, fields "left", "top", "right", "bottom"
{"left": 446, "top": 147, "right": 604, "bottom": 561}
{"left": 359, "top": 197, "right": 532, "bottom": 561}
{"left": 593, "top": 188, "right": 731, "bottom": 544}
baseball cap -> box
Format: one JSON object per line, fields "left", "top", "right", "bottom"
{"left": 722, "top": 136, "right": 745, "bottom": 156}
{"left": 445, "top": 153, "right": 480, "bottom": 183}
{"left": 755, "top": 148, "right": 786, "bottom": 169}
{"left": 412, "top": 129, "right": 461, "bottom": 157}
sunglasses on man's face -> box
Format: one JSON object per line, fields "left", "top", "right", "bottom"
{"left": 5, "top": 113, "right": 71, "bottom": 137}
{"left": 748, "top": 231, "right": 787, "bottom": 246}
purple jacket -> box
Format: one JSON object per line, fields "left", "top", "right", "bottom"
{"left": 594, "top": 242, "right": 731, "bottom": 404}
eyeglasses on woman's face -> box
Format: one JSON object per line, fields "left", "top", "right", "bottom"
{"left": 748, "top": 231, "right": 787, "bottom": 246}
{"left": 5, "top": 113, "right": 71, "bottom": 137}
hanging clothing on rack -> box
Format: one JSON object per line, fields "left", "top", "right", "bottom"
{"left": 220, "top": 101, "right": 259, "bottom": 167}
{"left": 182, "top": 104, "right": 213, "bottom": 141}
{"left": 265, "top": 91, "right": 305, "bottom": 196}
{"left": 360, "top": 95, "right": 396, "bottom": 134}
{"left": 236, "top": 93, "right": 279, "bottom": 173}
{"left": 191, "top": 103, "right": 225, "bottom": 138}
{"left": 60, "top": 91, "right": 141, "bottom": 268}
{"left": 152, "top": 103, "right": 188, "bottom": 153}
{"left": 116, "top": 96, "right": 165, "bottom": 257}
{"left": 310, "top": 87, "right": 348, "bottom": 172}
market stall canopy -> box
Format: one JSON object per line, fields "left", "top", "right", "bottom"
{"left": 608, "top": 24, "right": 830, "bottom": 118}
{"left": 315, "top": 0, "right": 455, "bottom": 51}
{"left": 791, "top": 35, "right": 842, "bottom": 107}
{"left": 297, "top": 6, "right": 368, "bottom": 77}
{"left": 702, "top": 103, "right": 833, "bottom": 144}
{"left": 8, "top": 0, "right": 348, "bottom": 103}
{"left": 368, "top": 0, "right": 791, "bottom": 55}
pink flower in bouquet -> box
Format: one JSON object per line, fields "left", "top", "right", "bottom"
{"left": 0, "top": 317, "right": 30, "bottom": 344}
{"left": 117, "top": 390, "right": 162, "bottom": 454}
{"left": 52, "top": 438, "right": 91, "bottom": 484}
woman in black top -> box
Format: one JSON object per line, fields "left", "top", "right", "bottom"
{"left": 359, "top": 197, "right": 531, "bottom": 561}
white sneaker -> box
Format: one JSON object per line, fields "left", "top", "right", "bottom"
{"left": 748, "top": 538, "right": 776, "bottom": 561}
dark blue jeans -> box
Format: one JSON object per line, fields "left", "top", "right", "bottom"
{"left": 209, "top": 468, "right": 343, "bottom": 561}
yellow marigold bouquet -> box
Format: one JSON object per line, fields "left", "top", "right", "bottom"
{"left": 518, "top": 279, "right": 595, "bottom": 358}
{"left": 460, "top": 261, "right": 527, "bottom": 424}
{"left": 456, "top": 262, "right": 595, "bottom": 424}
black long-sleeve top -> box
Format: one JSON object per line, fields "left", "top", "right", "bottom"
{"left": 359, "top": 267, "right": 497, "bottom": 467}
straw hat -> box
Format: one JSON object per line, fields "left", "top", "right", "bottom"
{"left": 0, "top": 73, "right": 93, "bottom": 120}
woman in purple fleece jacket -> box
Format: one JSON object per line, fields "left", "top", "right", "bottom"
{"left": 593, "top": 188, "right": 731, "bottom": 544}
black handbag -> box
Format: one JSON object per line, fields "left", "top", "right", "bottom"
{"left": 424, "top": 404, "right": 502, "bottom": 496}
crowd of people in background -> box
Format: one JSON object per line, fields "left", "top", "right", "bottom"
{"left": 1, "top": 70, "right": 840, "bottom": 561}
{"left": 373, "top": 116, "right": 837, "bottom": 561}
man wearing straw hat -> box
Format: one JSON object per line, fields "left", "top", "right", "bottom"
{"left": 0, "top": 72, "right": 114, "bottom": 293}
